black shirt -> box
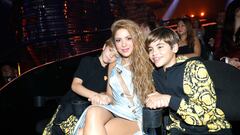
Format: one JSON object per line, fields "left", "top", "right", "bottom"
{"left": 74, "top": 55, "right": 107, "bottom": 92}
{"left": 177, "top": 45, "right": 194, "bottom": 55}
{"left": 61, "top": 55, "right": 108, "bottom": 103}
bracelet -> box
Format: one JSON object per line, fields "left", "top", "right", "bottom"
{"left": 220, "top": 57, "right": 229, "bottom": 63}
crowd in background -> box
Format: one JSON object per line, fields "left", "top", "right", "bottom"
{"left": 139, "top": 0, "right": 240, "bottom": 70}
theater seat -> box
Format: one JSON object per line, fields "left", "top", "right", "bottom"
{"left": 204, "top": 60, "right": 240, "bottom": 121}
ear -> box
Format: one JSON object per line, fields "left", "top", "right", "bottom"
{"left": 172, "top": 43, "right": 178, "bottom": 53}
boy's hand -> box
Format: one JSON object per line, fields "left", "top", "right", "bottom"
{"left": 229, "top": 57, "right": 240, "bottom": 69}
{"left": 145, "top": 92, "right": 171, "bottom": 109}
{"left": 88, "top": 93, "right": 112, "bottom": 105}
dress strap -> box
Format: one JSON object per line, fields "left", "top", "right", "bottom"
{"left": 115, "top": 67, "right": 134, "bottom": 106}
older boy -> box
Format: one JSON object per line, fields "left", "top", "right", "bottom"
{"left": 145, "top": 27, "right": 232, "bottom": 134}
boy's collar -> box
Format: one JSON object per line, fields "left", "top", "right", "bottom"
{"left": 176, "top": 56, "right": 188, "bottom": 63}
{"left": 157, "top": 56, "right": 188, "bottom": 71}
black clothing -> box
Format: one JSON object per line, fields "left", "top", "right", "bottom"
{"left": 44, "top": 55, "right": 108, "bottom": 135}
{"left": 152, "top": 57, "right": 231, "bottom": 134}
{"left": 61, "top": 55, "right": 107, "bottom": 103}
{"left": 177, "top": 45, "right": 194, "bottom": 56}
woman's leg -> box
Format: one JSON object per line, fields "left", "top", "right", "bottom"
{"left": 105, "top": 117, "right": 139, "bottom": 135}
{"left": 81, "top": 106, "right": 114, "bottom": 135}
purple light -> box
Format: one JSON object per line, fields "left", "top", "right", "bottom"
{"left": 225, "top": 0, "right": 234, "bottom": 10}
{"left": 162, "top": 0, "right": 180, "bottom": 21}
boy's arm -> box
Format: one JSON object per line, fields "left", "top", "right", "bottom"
{"left": 71, "top": 56, "right": 99, "bottom": 99}
{"left": 71, "top": 77, "right": 99, "bottom": 99}
{"left": 170, "top": 60, "right": 219, "bottom": 126}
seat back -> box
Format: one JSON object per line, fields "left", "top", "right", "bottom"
{"left": 203, "top": 60, "right": 240, "bottom": 121}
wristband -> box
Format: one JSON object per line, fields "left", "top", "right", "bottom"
{"left": 220, "top": 57, "right": 229, "bottom": 63}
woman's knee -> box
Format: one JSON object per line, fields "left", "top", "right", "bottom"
{"left": 86, "top": 106, "right": 108, "bottom": 117}
{"left": 85, "top": 106, "right": 113, "bottom": 124}
{"left": 105, "top": 118, "right": 139, "bottom": 135}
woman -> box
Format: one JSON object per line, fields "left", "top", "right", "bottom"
{"left": 73, "top": 19, "right": 155, "bottom": 135}
{"left": 176, "top": 18, "right": 201, "bottom": 58}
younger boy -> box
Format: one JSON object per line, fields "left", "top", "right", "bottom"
{"left": 43, "top": 38, "right": 118, "bottom": 135}
{"left": 144, "top": 27, "right": 232, "bottom": 134}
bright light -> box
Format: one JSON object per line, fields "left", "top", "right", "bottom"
{"left": 190, "top": 14, "right": 195, "bottom": 18}
{"left": 200, "top": 12, "right": 205, "bottom": 17}
{"left": 162, "top": 0, "right": 180, "bottom": 21}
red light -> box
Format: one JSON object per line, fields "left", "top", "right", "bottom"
{"left": 190, "top": 14, "right": 195, "bottom": 18}
{"left": 200, "top": 12, "right": 205, "bottom": 17}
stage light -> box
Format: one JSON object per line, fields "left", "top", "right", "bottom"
{"left": 225, "top": 0, "right": 234, "bottom": 10}
{"left": 162, "top": 0, "right": 180, "bottom": 21}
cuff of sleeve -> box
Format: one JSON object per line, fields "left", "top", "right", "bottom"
{"left": 169, "top": 96, "right": 181, "bottom": 111}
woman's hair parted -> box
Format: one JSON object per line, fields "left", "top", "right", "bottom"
{"left": 111, "top": 19, "right": 155, "bottom": 103}
{"left": 145, "top": 27, "right": 180, "bottom": 50}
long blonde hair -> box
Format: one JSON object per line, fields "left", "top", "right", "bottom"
{"left": 111, "top": 19, "right": 155, "bottom": 103}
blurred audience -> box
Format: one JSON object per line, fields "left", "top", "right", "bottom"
{"left": 176, "top": 18, "right": 202, "bottom": 58}
{"left": 139, "top": 20, "right": 159, "bottom": 38}
{"left": 210, "top": 10, "right": 225, "bottom": 52}
{"left": 0, "top": 63, "right": 18, "bottom": 87}
{"left": 192, "top": 17, "right": 205, "bottom": 45}
{"left": 192, "top": 17, "right": 212, "bottom": 60}
{"left": 214, "top": 0, "right": 240, "bottom": 69}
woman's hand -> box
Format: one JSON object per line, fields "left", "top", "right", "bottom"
{"left": 145, "top": 92, "right": 171, "bottom": 109}
{"left": 88, "top": 93, "right": 113, "bottom": 105}
{"left": 229, "top": 57, "right": 240, "bottom": 69}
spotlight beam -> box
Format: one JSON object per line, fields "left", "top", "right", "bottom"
{"left": 162, "top": 0, "right": 180, "bottom": 21}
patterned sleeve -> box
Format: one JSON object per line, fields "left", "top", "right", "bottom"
{"left": 177, "top": 60, "right": 218, "bottom": 126}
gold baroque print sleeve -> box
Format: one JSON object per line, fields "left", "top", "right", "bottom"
{"left": 177, "top": 60, "right": 218, "bottom": 126}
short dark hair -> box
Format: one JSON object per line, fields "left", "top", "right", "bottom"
{"left": 145, "top": 27, "right": 180, "bottom": 50}
{"left": 141, "top": 21, "right": 159, "bottom": 31}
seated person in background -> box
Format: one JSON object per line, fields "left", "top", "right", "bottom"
{"left": 145, "top": 27, "right": 232, "bottom": 135}
{"left": 192, "top": 17, "right": 212, "bottom": 60}
{"left": 215, "top": 0, "right": 240, "bottom": 69}
{"left": 192, "top": 17, "right": 205, "bottom": 45}
{"left": 176, "top": 18, "right": 202, "bottom": 58}
{"left": 140, "top": 20, "right": 159, "bottom": 38}
{"left": 0, "top": 63, "right": 18, "bottom": 84}
{"left": 220, "top": 57, "right": 240, "bottom": 69}
{"left": 43, "top": 38, "right": 118, "bottom": 135}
